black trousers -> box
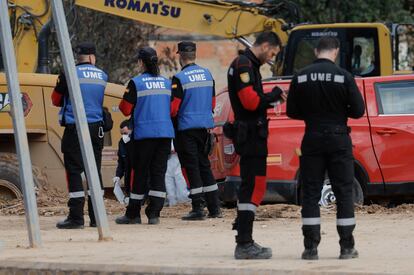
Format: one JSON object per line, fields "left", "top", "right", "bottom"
{"left": 126, "top": 138, "right": 171, "bottom": 219}
{"left": 175, "top": 129, "right": 220, "bottom": 213}
{"left": 61, "top": 123, "right": 104, "bottom": 224}
{"left": 300, "top": 130, "right": 355, "bottom": 249}
{"left": 231, "top": 119, "right": 269, "bottom": 244}
{"left": 234, "top": 155, "right": 267, "bottom": 244}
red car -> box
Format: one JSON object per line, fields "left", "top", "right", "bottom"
{"left": 210, "top": 74, "right": 414, "bottom": 205}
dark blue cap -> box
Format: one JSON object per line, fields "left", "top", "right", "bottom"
{"left": 75, "top": 42, "right": 96, "bottom": 55}
{"left": 177, "top": 41, "right": 196, "bottom": 53}
{"left": 136, "top": 46, "right": 158, "bottom": 63}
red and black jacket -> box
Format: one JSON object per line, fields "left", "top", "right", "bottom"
{"left": 227, "top": 49, "right": 280, "bottom": 122}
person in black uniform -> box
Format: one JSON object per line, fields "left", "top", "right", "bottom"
{"left": 171, "top": 41, "right": 222, "bottom": 220}
{"left": 113, "top": 119, "right": 133, "bottom": 201}
{"left": 116, "top": 47, "right": 174, "bottom": 225}
{"left": 227, "top": 32, "right": 287, "bottom": 259}
{"left": 286, "top": 36, "right": 365, "bottom": 260}
{"left": 52, "top": 42, "right": 108, "bottom": 229}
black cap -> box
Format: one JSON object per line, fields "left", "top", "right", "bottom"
{"left": 177, "top": 41, "right": 196, "bottom": 53}
{"left": 75, "top": 42, "right": 96, "bottom": 55}
{"left": 136, "top": 46, "right": 158, "bottom": 63}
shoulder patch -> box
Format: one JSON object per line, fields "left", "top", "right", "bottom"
{"left": 240, "top": 72, "right": 250, "bottom": 83}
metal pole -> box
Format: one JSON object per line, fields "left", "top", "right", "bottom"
{"left": 0, "top": 0, "right": 42, "bottom": 248}
{"left": 51, "top": 0, "right": 111, "bottom": 240}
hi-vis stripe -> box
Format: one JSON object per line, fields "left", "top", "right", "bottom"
{"left": 182, "top": 80, "right": 214, "bottom": 90}
{"left": 148, "top": 190, "right": 167, "bottom": 198}
{"left": 190, "top": 187, "right": 203, "bottom": 195}
{"left": 137, "top": 89, "right": 171, "bottom": 98}
{"left": 237, "top": 203, "right": 257, "bottom": 213}
{"left": 337, "top": 218, "right": 356, "bottom": 226}
{"left": 69, "top": 191, "right": 85, "bottom": 198}
{"left": 130, "top": 193, "right": 145, "bottom": 200}
{"left": 334, "top": 75, "right": 345, "bottom": 83}
{"left": 298, "top": 75, "right": 307, "bottom": 83}
{"left": 203, "top": 184, "right": 218, "bottom": 193}
{"left": 302, "top": 217, "right": 321, "bottom": 225}
{"left": 79, "top": 78, "right": 107, "bottom": 86}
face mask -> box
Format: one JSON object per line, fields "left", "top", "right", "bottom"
{"left": 122, "top": 134, "right": 130, "bottom": 143}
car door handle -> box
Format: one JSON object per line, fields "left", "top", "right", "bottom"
{"left": 376, "top": 129, "right": 397, "bottom": 135}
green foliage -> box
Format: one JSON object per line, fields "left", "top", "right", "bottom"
{"left": 291, "top": 0, "right": 414, "bottom": 23}
{"left": 50, "top": 1, "right": 158, "bottom": 84}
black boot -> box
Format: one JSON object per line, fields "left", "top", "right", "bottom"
{"left": 338, "top": 224, "right": 357, "bottom": 259}
{"left": 301, "top": 248, "right": 318, "bottom": 260}
{"left": 145, "top": 207, "right": 160, "bottom": 225}
{"left": 145, "top": 195, "right": 164, "bottom": 224}
{"left": 57, "top": 197, "right": 85, "bottom": 229}
{"left": 234, "top": 209, "right": 272, "bottom": 259}
{"left": 148, "top": 217, "right": 160, "bottom": 225}
{"left": 234, "top": 242, "right": 272, "bottom": 260}
{"left": 87, "top": 196, "right": 96, "bottom": 227}
{"left": 339, "top": 248, "right": 359, "bottom": 259}
{"left": 182, "top": 209, "right": 206, "bottom": 220}
{"left": 56, "top": 218, "right": 84, "bottom": 229}
{"left": 235, "top": 210, "right": 254, "bottom": 244}
{"left": 208, "top": 209, "right": 223, "bottom": 218}
{"left": 302, "top": 225, "right": 321, "bottom": 260}
{"left": 116, "top": 199, "right": 142, "bottom": 224}
{"left": 205, "top": 190, "right": 222, "bottom": 218}
{"left": 182, "top": 197, "right": 206, "bottom": 221}
{"left": 115, "top": 215, "right": 141, "bottom": 224}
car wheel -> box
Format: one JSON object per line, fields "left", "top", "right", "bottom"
{"left": 297, "top": 175, "right": 364, "bottom": 207}
{"left": 319, "top": 177, "right": 364, "bottom": 207}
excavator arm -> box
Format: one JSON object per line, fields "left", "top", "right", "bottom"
{"left": 74, "top": 0, "right": 290, "bottom": 44}
{"left": 5, "top": 0, "right": 295, "bottom": 74}
{"left": 4, "top": 0, "right": 50, "bottom": 73}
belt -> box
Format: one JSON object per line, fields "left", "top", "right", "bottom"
{"left": 305, "top": 125, "right": 350, "bottom": 134}
{"left": 65, "top": 121, "right": 103, "bottom": 128}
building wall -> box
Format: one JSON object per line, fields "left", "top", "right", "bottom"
{"left": 150, "top": 38, "right": 274, "bottom": 91}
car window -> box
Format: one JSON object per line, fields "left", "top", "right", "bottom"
{"left": 376, "top": 81, "right": 414, "bottom": 115}
{"left": 351, "top": 37, "right": 376, "bottom": 76}
{"left": 292, "top": 36, "right": 339, "bottom": 74}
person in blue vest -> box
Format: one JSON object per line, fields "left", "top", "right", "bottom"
{"left": 51, "top": 42, "right": 108, "bottom": 229}
{"left": 171, "top": 41, "right": 222, "bottom": 220}
{"left": 116, "top": 46, "right": 174, "bottom": 225}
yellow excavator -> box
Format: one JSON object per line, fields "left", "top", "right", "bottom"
{"left": 3, "top": 0, "right": 413, "bottom": 76}
{"left": 0, "top": 0, "right": 413, "bottom": 201}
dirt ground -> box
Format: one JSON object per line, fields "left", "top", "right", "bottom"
{"left": 1, "top": 182, "right": 414, "bottom": 274}
{"left": 2, "top": 180, "right": 414, "bottom": 219}
{"left": 1, "top": 201, "right": 414, "bottom": 274}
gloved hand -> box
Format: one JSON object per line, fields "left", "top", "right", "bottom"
{"left": 265, "top": 86, "right": 283, "bottom": 103}
{"left": 112, "top": 176, "right": 120, "bottom": 185}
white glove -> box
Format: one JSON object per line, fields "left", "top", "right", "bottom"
{"left": 112, "top": 176, "right": 120, "bottom": 185}
{"left": 113, "top": 180, "right": 125, "bottom": 204}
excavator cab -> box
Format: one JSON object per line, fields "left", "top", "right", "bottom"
{"left": 282, "top": 23, "right": 414, "bottom": 77}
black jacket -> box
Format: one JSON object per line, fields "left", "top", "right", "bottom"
{"left": 287, "top": 58, "right": 365, "bottom": 126}
{"left": 115, "top": 138, "right": 132, "bottom": 187}
{"left": 227, "top": 49, "right": 280, "bottom": 121}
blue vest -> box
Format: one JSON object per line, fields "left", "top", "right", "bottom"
{"left": 59, "top": 64, "right": 107, "bottom": 125}
{"left": 131, "top": 73, "right": 175, "bottom": 140}
{"left": 175, "top": 64, "right": 214, "bottom": 131}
